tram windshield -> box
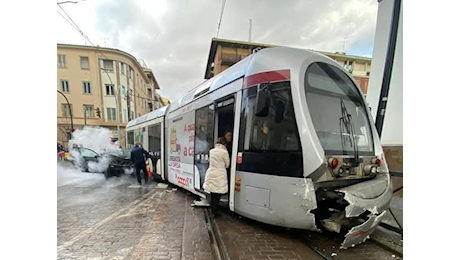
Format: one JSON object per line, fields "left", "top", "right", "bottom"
{"left": 305, "top": 62, "right": 374, "bottom": 155}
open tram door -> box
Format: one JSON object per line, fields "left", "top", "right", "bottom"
{"left": 213, "top": 95, "right": 235, "bottom": 208}
{"left": 192, "top": 90, "right": 242, "bottom": 209}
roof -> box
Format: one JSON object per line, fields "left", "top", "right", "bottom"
{"left": 161, "top": 97, "right": 170, "bottom": 104}
{"left": 204, "top": 37, "right": 372, "bottom": 79}
{"left": 126, "top": 105, "right": 169, "bottom": 128}
{"left": 143, "top": 68, "right": 161, "bottom": 90}
{"left": 57, "top": 43, "right": 151, "bottom": 82}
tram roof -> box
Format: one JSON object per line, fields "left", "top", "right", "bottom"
{"left": 126, "top": 105, "right": 169, "bottom": 128}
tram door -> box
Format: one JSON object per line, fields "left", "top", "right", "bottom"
{"left": 214, "top": 96, "right": 235, "bottom": 207}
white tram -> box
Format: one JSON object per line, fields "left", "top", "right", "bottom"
{"left": 126, "top": 47, "right": 393, "bottom": 247}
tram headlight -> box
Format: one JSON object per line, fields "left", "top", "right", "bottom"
{"left": 364, "top": 165, "right": 378, "bottom": 175}
{"left": 328, "top": 158, "right": 339, "bottom": 168}
{"left": 332, "top": 166, "right": 344, "bottom": 177}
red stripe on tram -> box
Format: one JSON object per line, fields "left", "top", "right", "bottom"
{"left": 243, "top": 69, "right": 291, "bottom": 89}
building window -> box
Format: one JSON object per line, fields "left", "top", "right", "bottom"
{"left": 122, "top": 86, "right": 126, "bottom": 96}
{"left": 84, "top": 105, "right": 94, "bottom": 118}
{"left": 60, "top": 80, "right": 69, "bottom": 92}
{"left": 107, "top": 108, "right": 116, "bottom": 121}
{"left": 106, "top": 84, "right": 115, "bottom": 95}
{"left": 120, "top": 62, "right": 125, "bottom": 75}
{"left": 83, "top": 81, "right": 91, "bottom": 94}
{"left": 80, "top": 56, "right": 89, "bottom": 69}
{"left": 58, "top": 54, "right": 67, "bottom": 68}
{"left": 103, "top": 60, "right": 114, "bottom": 71}
{"left": 62, "top": 104, "right": 72, "bottom": 117}
{"left": 345, "top": 61, "right": 354, "bottom": 73}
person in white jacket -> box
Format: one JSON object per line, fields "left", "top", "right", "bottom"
{"left": 203, "top": 137, "right": 230, "bottom": 216}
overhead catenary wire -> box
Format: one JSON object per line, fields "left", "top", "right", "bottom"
{"left": 58, "top": 3, "right": 95, "bottom": 46}
{"left": 57, "top": 11, "right": 80, "bottom": 32}
{"left": 57, "top": 0, "right": 87, "bottom": 4}
{"left": 57, "top": 3, "right": 157, "bottom": 117}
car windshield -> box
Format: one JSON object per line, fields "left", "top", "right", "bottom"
{"left": 79, "top": 148, "right": 98, "bottom": 158}
{"left": 118, "top": 149, "right": 131, "bottom": 158}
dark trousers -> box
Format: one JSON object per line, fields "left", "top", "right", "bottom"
{"left": 135, "top": 163, "right": 148, "bottom": 184}
{"left": 210, "top": 193, "right": 222, "bottom": 215}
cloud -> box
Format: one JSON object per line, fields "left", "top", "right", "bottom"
{"left": 57, "top": 0, "right": 378, "bottom": 102}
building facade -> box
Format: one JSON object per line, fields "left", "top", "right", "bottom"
{"left": 57, "top": 44, "right": 165, "bottom": 147}
{"left": 205, "top": 38, "right": 372, "bottom": 95}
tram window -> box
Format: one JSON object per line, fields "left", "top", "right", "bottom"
{"left": 134, "top": 128, "right": 143, "bottom": 144}
{"left": 127, "top": 131, "right": 134, "bottom": 145}
{"left": 241, "top": 82, "right": 301, "bottom": 152}
{"left": 148, "top": 124, "right": 161, "bottom": 152}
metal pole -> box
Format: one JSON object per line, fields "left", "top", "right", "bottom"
{"left": 101, "top": 68, "right": 121, "bottom": 141}
{"left": 84, "top": 106, "right": 87, "bottom": 126}
{"left": 248, "top": 19, "right": 252, "bottom": 42}
{"left": 375, "top": 0, "right": 402, "bottom": 136}
{"left": 57, "top": 90, "right": 74, "bottom": 133}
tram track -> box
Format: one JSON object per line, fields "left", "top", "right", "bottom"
{"left": 204, "top": 208, "right": 230, "bottom": 260}
{"left": 205, "top": 207, "right": 402, "bottom": 260}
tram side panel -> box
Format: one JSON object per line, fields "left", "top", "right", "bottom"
{"left": 166, "top": 111, "right": 196, "bottom": 193}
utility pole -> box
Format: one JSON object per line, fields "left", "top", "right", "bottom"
{"left": 342, "top": 36, "right": 349, "bottom": 53}
{"left": 216, "top": 0, "right": 227, "bottom": 37}
{"left": 57, "top": 90, "right": 74, "bottom": 135}
{"left": 375, "top": 0, "right": 402, "bottom": 136}
{"left": 126, "top": 88, "right": 131, "bottom": 121}
{"left": 84, "top": 106, "right": 87, "bottom": 126}
{"left": 248, "top": 19, "right": 252, "bottom": 42}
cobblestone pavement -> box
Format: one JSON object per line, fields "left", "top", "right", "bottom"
{"left": 214, "top": 210, "right": 324, "bottom": 260}
{"left": 213, "top": 208, "right": 401, "bottom": 260}
{"left": 57, "top": 176, "right": 213, "bottom": 260}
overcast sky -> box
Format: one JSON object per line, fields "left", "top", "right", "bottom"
{"left": 56, "top": 0, "right": 378, "bottom": 102}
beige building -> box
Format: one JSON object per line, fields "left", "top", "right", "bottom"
{"left": 57, "top": 44, "right": 166, "bottom": 147}
{"left": 205, "top": 38, "right": 372, "bottom": 95}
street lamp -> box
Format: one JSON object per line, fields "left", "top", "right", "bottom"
{"left": 57, "top": 90, "right": 74, "bottom": 134}
{"left": 101, "top": 67, "right": 121, "bottom": 142}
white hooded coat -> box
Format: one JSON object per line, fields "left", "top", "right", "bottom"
{"left": 203, "top": 143, "right": 230, "bottom": 194}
